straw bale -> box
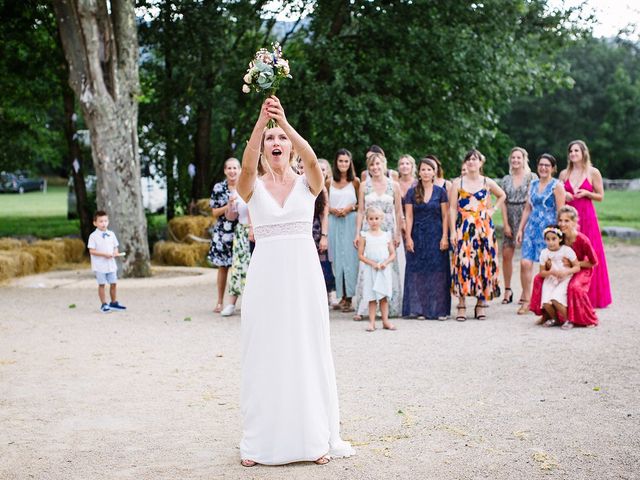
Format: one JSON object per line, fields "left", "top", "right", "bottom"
{"left": 32, "top": 240, "right": 67, "bottom": 259}
{"left": 61, "top": 238, "right": 86, "bottom": 262}
{"left": 22, "top": 246, "right": 58, "bottom": 273}
{"left": 168, "top": 216, "right": 215, "bottom": 243}
{"left": 14, "top": 251, "right": 36, "bottom": 276}
{"left": 195, "top": 198, "right": 212, "bottom": 216}
{"left": 0, "top": 252, "right": 18, "bottom": 282}
{"left": 153, "top": 241, "right": 210, "bottom": 267}
{"left": 0, "top": 238, "right": 25, "bottom": 250}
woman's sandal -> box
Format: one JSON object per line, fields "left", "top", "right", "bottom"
{"left": 213, "top": 303, "right": 223, "bottom": 313}
{"left": 241, "top": 459, "right": 257, "bottom": 467}
{"left": 501, "top": 288, "right": 513, "bottom": 304}
{"left": 542, "top": 319, "right": 559, "bottom": 327}
{"left": 365, "top": 326, "right": 376, "bottom": 332}
{"left": 517, "top": 302, "right": 530, "bottom": 315}
{"left": 455, "top": 305, "right": 467, "bottom": 322}
{"left": 474, "top": 304, "right": 487, "bottom": 321}
{"left": 382, "top": 322, "right": 397, "bottom": 330}
{"left": 314, "top": 456, "right": 331, "bottom": 465}
{"left": 561, "top": 322, "right": 574, "bottom": 330}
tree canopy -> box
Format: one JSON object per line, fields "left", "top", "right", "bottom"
{"left": 1, "top": 0, "right": 639, "bottom": 221}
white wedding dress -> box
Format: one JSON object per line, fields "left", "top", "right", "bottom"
{"left": 240, "top": 174, "right": 355, "bottom": 465}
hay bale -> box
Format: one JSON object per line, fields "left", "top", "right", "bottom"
{"left": 15, "top": 251, "right": 36, "bottom": 276}
{"left": 32, "top": 240, "right": 67, "bottom": 259}
{"left": 61, "top": 238, "right": 86, "bottom": 263}
{"left": 195, "top": 198, "right": 212, "bottom": 216}
{"left": 22, "top": 246, "right": 58, "bottom": 273}
{"left": 153, "top": 241, "right": 210, "bottom": 267}
{"left": 168, "top": 216, "right": 215, "bottom": 243}
{"left": 0, "top": 252, "right": 18, "bottom": 282}
{"left": 0, "top": 238, "right": 25, "bottom": 250}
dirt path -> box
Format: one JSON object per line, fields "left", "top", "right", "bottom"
{"left": 1, "top": 245, "right": 639, "bottom": 480}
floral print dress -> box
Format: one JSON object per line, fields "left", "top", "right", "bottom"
{"left": 354, "top": 177, "right": 402, "bottom": 316}
{"left": 451, "top": 177, "right": 500, "bottom": 301}
{"left": 208, "top": 179, "right": 238, "bottom": 267}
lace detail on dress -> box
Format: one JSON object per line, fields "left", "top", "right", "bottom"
{"left": 253, "top": 221, "right": 312, "bottom": 240}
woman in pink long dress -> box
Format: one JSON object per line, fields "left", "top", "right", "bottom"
{"left": 558, "top": 140, "right": 611, "bottom": 308}
{"left": 529, "top": 205, "right": 598, "bottom": 327}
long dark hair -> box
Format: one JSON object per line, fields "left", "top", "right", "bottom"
{"left": 314, "top": 188, "right": 327, "bottom": 220}
{"left": 425, "top": 154, "right": 445, "bottom": 179}
{"left": 332, "top": 148, "right": 355, "bottom": 182}
{"left": 414, "top": 157, "right": 437, "bottom": 204}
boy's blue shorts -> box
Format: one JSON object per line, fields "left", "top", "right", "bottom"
{"left": 95, "top": 271, "right": 118, "bottom": 285}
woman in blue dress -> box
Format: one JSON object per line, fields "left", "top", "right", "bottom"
{"left": 516, "top": 154, "right": 566, "bottom": 314}
{"left": 403, "top": 157, "right": 450, "bottom": 319}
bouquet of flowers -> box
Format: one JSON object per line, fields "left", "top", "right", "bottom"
{"left": 242, "top": 42, "right": 292, "bottom": 127}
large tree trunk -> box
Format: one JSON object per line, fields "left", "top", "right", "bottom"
{"left": 52, "top": 0, "right": 150, "bottom": 277}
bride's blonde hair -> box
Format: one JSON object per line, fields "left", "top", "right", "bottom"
{"left": 259, "top": 127, "right": 298, "bottom": 178}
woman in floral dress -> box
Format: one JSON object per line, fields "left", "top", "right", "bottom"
{"left": 449, "top": 149, "right": 506, "bottom": 321}
{"left": 353, "top": 153, "right": 403, "bottom": 318}
{"left": 209, "top": 158, "right": 240, "bottom": 313}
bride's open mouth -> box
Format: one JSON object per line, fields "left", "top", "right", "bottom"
{"left": 272, "top": 148, "right": 282, "bottom": 158}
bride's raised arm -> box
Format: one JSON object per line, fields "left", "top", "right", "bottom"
{"left": 266, "top": 96, "right": 323, "bottom": 196}
{"left": 237, "top": 99, "right": 271, "bottom": 202}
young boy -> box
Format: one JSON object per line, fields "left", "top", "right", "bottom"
{"left": 87, "top": 210, "right": 126, "bottom": 313}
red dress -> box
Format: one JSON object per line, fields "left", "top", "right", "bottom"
{"left": 529, "top": 232, "right": 598, "bottom": 326}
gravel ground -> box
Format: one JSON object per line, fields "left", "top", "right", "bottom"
{"left": 1, "top": 244, "right": 639, "bottom": 480}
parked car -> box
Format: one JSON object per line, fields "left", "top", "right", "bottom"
{"left": 0, "top": 171, "right": 45, "bottom": 194}
{"left": 67, "top": 175, "right": 166, "bottom": 219}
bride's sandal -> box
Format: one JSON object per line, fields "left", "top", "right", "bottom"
{"left": 241, "top": 459, "right": 257, "bottom": 467}
{"left": 314, "top": 456, "right": 331, "bottom": 465}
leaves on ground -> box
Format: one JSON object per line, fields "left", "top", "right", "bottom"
{"left": 532, "top": 451, "right": 558, "bottom": 471}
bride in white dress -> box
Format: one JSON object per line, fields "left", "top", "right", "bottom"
{"left": 236, "top": 96, "right": 355, "bottom": 467}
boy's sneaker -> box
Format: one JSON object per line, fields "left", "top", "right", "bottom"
{"left": 220, "top": 304, "right": 236, "bottom": 316}
{"left": 100, "top": 303, "right": 111, "bottom": 313}
{"left": 109, "top": 301, "right": 127, "bottom": 311}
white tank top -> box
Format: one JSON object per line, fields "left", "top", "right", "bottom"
{"left": 329, "top": 181, "right": 357, "bottom": 209}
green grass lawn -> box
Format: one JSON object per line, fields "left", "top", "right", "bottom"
{"left": 491, "top": 190, "right": 640, "bottom": 230}
{"left": 0, "top": 186, "right": 167, "bottom": 239}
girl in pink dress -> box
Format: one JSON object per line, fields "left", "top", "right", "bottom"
{"left": 559, "top": 140, "right": 611, "bottom": 308}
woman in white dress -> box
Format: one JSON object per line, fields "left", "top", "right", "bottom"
{"left": 236, "top": 96, "right": 355, "bottom": 467}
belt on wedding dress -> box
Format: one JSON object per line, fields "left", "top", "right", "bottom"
{"left": 253, "top": 221, "right": 312, "bottom": 240}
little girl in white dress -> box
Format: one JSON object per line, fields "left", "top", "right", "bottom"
{"left": 538, "top": 225, "right": 580, "bottom": 326}
{"left": 357, "top": 206, "right": 397, "bottom": 332}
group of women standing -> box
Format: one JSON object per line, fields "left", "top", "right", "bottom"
{"left": 500, "top": 140, "right": 611, "bottom": 326}
{"left": 208, "top": 139, "right": 612, "bottom": 328}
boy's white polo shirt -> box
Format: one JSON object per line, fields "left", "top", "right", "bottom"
{"left": 87, "top": 228, "right": 119, "bottom": 273}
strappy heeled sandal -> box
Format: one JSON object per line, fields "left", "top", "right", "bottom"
{"left": 474, "top": 304, "right": 487, "bottom": 321}
{"left": 241, "top": 459, "right": 257, "bottom": 467}
{"left": 502, "top": 288, "right": 513, "bottom": 304}
{"left": 517, "top": 302, "right": 530, "bottom": 315}
{"left": 455, "top": 305, "right": 467, "bottom": 322}
{"left": 314, "top": 456, "right": 331, "bottom": 465}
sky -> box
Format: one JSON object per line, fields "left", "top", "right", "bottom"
{"left": 266, "top": 0, "right": 640, "bottom": 40}
{"left": 549, "top": 0, "right": 640, "bottom": 38}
